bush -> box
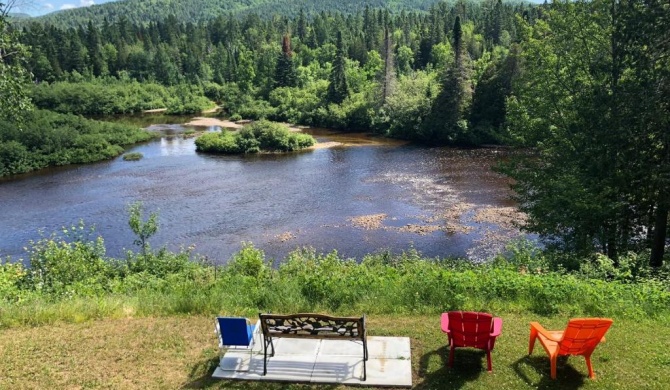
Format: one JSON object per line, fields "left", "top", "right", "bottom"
{"left": 24, "top": 222, "right": 114, "bottom": 298}
{"left": 0, "top": 258, "right": 28, "bottom": 303}
{"left": 195, "top": 120, "right": 315, "bottom": 154}
{"left": 122, "top": 152, "right": 143, "bottom": 161}
{"left": 194, "top": 131, "right": 241, "bottom": 153}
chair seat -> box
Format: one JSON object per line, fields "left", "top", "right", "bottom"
{"left": 537, "top": 331, "right": 564, "bottom": 354}
{"left": 529, "top": 318, "right": 613, "bottom": 379}
{"left": 441, "top": 311, "right": 502, "bottom": 372}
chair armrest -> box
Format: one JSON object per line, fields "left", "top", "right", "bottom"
{"left": 491, "top": 317, "right": 503, "bottom": 337}
{"left": 440, "top": 313, "right": 450, "bottom": 334}
{"left": 530, "top": 322, "right": 561, "bottom": 342}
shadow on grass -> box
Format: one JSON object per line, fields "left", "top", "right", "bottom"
{"left": 415, "top": 345, "right": 486, "bottom": 389}
{"left": 512, "top": 355, "right": 586, "bottom": 390}
{"left": 182, "top": 355, "right": 220, "bottom": 388}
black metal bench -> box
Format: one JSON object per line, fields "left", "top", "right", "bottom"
{"left": 258, "top": 313, "right": 368, "bottom": 381}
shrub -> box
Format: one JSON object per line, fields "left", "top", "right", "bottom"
{"left": 24, "top": 222, "right": 113, "bottom": 298}
{"left": 195, "top": 121, "right": 315, "bottom": 154}
{"left": 122, "top": 152, "right": 143, "bottom": 161}
{"left": 194, "top": 131, "right": 240, "bottom": 153}
{"left": 0, "top": 258, "right": 28, "bottom": 303}
{"left": 226, "top": 242, "right": 267, "bottom": 280}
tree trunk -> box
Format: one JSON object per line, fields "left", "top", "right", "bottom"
{"left": 650, "top": 202, "right": 668, "bottom": 268}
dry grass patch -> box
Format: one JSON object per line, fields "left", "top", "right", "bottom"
{"left": 349, "top": 214, "right": 387, "bottom": 230}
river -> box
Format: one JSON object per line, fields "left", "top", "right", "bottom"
{"left": 0, "top": 116, "right": 526, "bottom": 264}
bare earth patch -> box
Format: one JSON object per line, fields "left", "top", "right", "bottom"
{"left": 185, "top": 117, "right": 243, "bottom": 128}
{"left": 308, "top": 141, "right": 343, "bottom": 150}
{"left": 142, "top": 108, "right": 168, "bottom": 113}
{"left": 349, "top": 214, "right": 387, "bottom": 230}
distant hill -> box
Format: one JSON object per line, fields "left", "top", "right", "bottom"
{"left": 31, "top": 0, "right": 445, "bottom": 28}
{"left": 8, "top": 12, "right": 32, "bottom": 20}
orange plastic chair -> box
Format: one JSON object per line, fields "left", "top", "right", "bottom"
{"left": 441, "top": 311, "right": 502, "bottom": 371}
{"left": 528, "top": 318, "right": 613, "bottom": 379}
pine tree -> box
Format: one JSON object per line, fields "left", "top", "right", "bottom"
{"left": 274, "top": 34, "right": 297, "bottom": 88}
{"left": 327, "top": 31, "right": 348, "bottom": 104}
{"left": 421, "top": 16, "right": 472, "bottom": 144}
{"left": 297, "top": 9, "right": 307, "bottom": 41}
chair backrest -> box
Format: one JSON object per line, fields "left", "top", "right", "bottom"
{"left": 447, "top": 311, "right": 493, "bottom": 349}
{"left": 558, "top": 318, "right": 613, "bottom": 356}
{"left": 217, "top": 317, "right": 252, "bottom": 346}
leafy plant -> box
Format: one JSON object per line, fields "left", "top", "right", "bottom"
{"left": 127, "top": 202, "right": 158, "bottom": 255}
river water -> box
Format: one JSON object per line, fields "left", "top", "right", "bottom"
{"left": 0, "top": 118, "right": 525, "bottom": 264}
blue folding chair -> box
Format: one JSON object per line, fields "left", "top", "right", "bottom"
{"left": 215, "top": 317, "right": 257, "bottom": 367}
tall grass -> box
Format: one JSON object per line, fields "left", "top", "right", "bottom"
{"left": 1, "top": 232, "right": 669, "bottom": 328}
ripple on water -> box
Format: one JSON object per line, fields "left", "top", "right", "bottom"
{"left": 0, "top": 130, "right": 529, "bottom": 263}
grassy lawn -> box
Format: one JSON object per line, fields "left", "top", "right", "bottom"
{"left": 1, "top": 313, "right": 668, "bottom": 389}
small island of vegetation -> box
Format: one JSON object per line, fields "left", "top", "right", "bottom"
{"left": 195, "top": 120, "right": 315, "bottom": 154}
{"left": 122, "top": 152, "right": 143, "bottom": 161}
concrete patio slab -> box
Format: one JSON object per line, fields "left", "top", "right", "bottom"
{"left": 212, "top": 336, "right": 412, "bottom": 387}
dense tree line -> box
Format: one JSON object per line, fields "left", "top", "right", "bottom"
{"left": 31, "top": 0, "right": 445, "bottom": 29}
{"left": 20, "top": 1, "right": 534, "bottom": 144}
{"left": 504, "top": 0, "right": 670, "bottom": 267}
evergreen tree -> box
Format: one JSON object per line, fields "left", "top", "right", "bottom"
{"left": 421, "top": 15, "right": 472, "bottom": 144}
{"left": 327, "top": 31, "right": 348, "bottom": 104}
{"left": 296, "top": 9, "right": 307, "bottom": 41}
{"left": 274, "top": 34, "right": 297, "bottom": 88}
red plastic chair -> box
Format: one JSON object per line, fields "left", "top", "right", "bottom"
{"left": 529, "top": 318, "right": 613, "bottom": 379}
{"left": 441, "top": 311, "right": 503, "bottom": 371}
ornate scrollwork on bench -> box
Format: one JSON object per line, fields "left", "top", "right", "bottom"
{"left": 258, "top": 313, "right": 368, "bottom": 380}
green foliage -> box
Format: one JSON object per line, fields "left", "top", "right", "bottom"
{"left": 376, "top": 71, "right": 439, "bottom": 139}
{"left": 31, "top": 79, "right": 213, "bottom": 116}
{"left": 326, "top": 31, "right": 349, "bottom": 104}
{"left": 16, "top": 1, "right": 530, "bottom": 146}
{"left": 1, "top": 226, "right": 669, "bottom": 326}
{"left": 194, "top": 131, "right": 241, "bottom": 153}
{"left": 0, "top": 258, "right": 28, "bottom": 303}
{"left": 195, "top": 120, "right": 315, "bottom": 154}
{"left": 122, "top": 152, "right": 143, "bottom": 161}
{"left": 226, "top": 242, "right": 267, "bottom": 280}
{"left": 0, "top": 109, "right": 151, "bottom": 177}
{"left": 165, "top": 84, "right": 213, "bottom": 115}
{"left": 24, "top": 222, "right": 112, "bottom": 298}
{"left": 0, "top": 9, "right": 32, "bottom": 123}
{"left": 503, "top": 0, "right": 670, "bottom": 265}
{"left": 127, "top": 202, "right": 158, "bottom": 255}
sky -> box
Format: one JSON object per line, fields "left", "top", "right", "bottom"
{"left": 12, "top": 0, "right": 119, "bottom": 16}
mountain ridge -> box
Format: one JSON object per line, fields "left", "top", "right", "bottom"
{"left": 29, "top": 0, "right": 447, "bottom": 28}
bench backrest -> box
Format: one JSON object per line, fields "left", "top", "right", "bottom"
{"left": 259, "top": 313, "right": 365, "bottom": 340}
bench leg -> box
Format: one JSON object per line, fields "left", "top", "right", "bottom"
{"left": 362, "top": 338, "right": 368, "bottom": 381}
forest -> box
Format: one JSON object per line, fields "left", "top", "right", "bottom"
{"left": 1, "top": 0, "right": 669, "bottom": 267}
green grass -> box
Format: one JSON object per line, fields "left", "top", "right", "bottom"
{"left": 1, "top": 235, "right": 669, "bottom": 388}
{"left": 0, "top": 314, "right": 667, "bottom": 389}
